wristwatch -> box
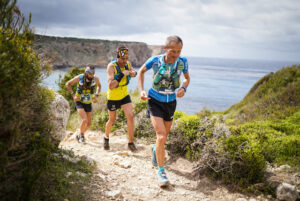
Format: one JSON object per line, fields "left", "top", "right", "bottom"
{"left": 181, "top": 86, "right": 187, "bottom": 92}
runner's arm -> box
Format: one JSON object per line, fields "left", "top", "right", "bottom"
{"left": 94, "top": 76, "right": 101, "bottom": 95}
{"left": 177, "top": 72, "right": 190, "bottom": 98}
{"left": 65, "top": 75, "right": 80, "bottom": 94}
{"left": 107, "top": 63, "right": 119, "bottom": 90}
{"left": 138, "top": 65, "right": 150, "bottom": 100}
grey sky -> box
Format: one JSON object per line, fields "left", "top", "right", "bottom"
{"left": 18, "top": 0, "right": 300, "bottom": 61}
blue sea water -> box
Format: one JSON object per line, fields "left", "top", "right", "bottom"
{"left": 42, "top": 57, "right": 298, "bottom": 114}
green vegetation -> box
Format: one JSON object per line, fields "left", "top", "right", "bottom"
{"left": 224, "top": 65, "right": 300, "bottom": 124}
{"left": 166, "top": 65, "right": 300, "bottom": 188}
{"left": 0, "top": 1, "right": 94, "bottom": 200}
{"left": 30, "top": 149, "right": 93, "bottom": 201}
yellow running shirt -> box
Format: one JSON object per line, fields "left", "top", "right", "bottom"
{"left": 107, "top": 61, "right": 131, "bottom": 100}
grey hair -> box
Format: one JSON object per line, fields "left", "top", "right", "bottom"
{"left": 165, "top": 35, "right": 183, "bottom": 47}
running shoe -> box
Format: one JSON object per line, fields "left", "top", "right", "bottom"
{"left": 158, "top": 170, "right": 169, "bottom": 187}
{"left": 103, "top": 137, "right": 110, "bottom": 150}
{"left": 128, "top": 142, "right": 138, "bottom": 152}
{"left": 76, "top": 134, "right": 85, "bottom": 144}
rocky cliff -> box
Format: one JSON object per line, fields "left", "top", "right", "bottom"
{"left": 33, "top": 35, "right": 164, "bottom": 68}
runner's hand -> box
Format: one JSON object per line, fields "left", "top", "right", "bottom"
{"left": 176, "top": 88, "right": 185, "bottom": 98}
{"left": 122, "top": 70, "right": 130, "bottom": 76}
{"left": 140, "top": 90, "right": 150, "bottom": 100}
{"left": 92, "top": 96, "right": 98, "bottom": 103}
{"left": 129, "top": 70, "right": 137, "bottom": 77}
{"left": 73, "top": 95, "right": 80, "bottom": 102}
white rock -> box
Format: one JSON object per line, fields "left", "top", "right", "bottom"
{"left": 275, "top": 165, "right": 291, "bottom": 171}
{"left": 49, "top": 91, "right": 70, "bottom": 144}
{"left": 65, "top": 172, "right": 72, "bottom": 177}
{"left": 276, "top": 182, "right": 298, "bottom": 201}
{"left": 106, "top": 189, "right": 122, "bottom": 198}
{"left": 249, "top": 199, "right": 257, "bottom": 201}
{"left": 96, "top": 173, "right": 106, "bottom": 180}
{"left": 235, "top": 198, "right": 247, "bottom": 201}
{"left": 114, "top": 151, "right": 130, "bottom": 157}
{"left": 81, "top": 155, "right": 95, "bottom": 165}
{"left": 62, "top": 154, "right": 80, "bottom": 163}
{"left": 76, "top": 171, "right": 87, "bottom": 177}
{"left": 119, "top": 161, "right": 131, "bottom": 169}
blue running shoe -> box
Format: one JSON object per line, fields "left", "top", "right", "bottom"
{"left": 151, "top": 145, "right": 158, "bottom": 167}
{"left": 158, "top": 170, "right": 169, "bottom": 187}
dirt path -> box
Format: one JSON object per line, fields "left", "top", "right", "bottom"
{"left": 60, "top": 131, "right": 271, "bottom": 201}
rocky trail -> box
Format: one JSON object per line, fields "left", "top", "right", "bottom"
{"left": 60, "top": 131, "right": 273, "bottom": 201}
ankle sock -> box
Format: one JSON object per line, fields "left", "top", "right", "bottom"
{"left": 158, "top": 166, "right": 165, "bottom": 173}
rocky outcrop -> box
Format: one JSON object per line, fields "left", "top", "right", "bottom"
{"left": 33, "top": 35, "right": 164, "bottom": 68}
{"left": 49, "top": 91, "right": 70, "bottom": 144}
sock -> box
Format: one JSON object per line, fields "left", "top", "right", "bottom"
{"left": 158, "top": 166, "right": 165, "bottom": 173}
{"left": 104, "top": 135, "right": 109, "bottom": 140}
{"left": 128, "top": 142, "right": 134, "bottom": 145}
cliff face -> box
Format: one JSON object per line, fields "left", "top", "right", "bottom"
{"left": 33, "top": 35, "right": 164, "bottom": 68}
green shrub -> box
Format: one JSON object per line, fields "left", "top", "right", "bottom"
{"left": 224, "top": 133, "right": 266, "bottom": 184}
{"left": 168, "top": 114, "right": 203, "bottom": 160}
{"left": 0, "top": 1, "right": 55, "bottom": 199}
{"left": 93, "top": 110, "right": 109, "bottom": 131}
{"left": 133, "top": 99, "right": 147, "bottom": 114}
{"left": 134, "top": 110, "right": 155, "bottom": 140}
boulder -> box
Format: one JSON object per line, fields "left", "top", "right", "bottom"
{"left": 276, "top": 182, "right": 298, "bottom": 201}
{"left": 49, "top": 91, "right": 70, "bottom": 144}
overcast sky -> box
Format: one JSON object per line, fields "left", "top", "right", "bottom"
{"left": 18, "top": 0, "right": 300, "bottom": 62}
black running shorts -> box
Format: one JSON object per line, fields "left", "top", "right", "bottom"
{"left": 75, "top": 101, "right": 92, "bottom": 112}
{"left": 147, "top": 96, "right": 177, "bottom": 121}
{"left": 107, "top": 95, "right": 132, "bottom": 111}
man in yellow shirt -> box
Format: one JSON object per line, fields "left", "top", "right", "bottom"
{"left": 104, "top": 46, "right": 137, "bottom": 152}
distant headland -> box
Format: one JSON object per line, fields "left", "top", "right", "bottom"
{"left": 33, "top": 34, "right": 164, "bottom": 68}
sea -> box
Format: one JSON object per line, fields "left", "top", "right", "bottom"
{"left": 42, "top": 57, "right": 299, "bottom": 115}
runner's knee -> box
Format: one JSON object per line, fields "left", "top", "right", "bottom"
{"left": 87, "top": 120, "right": 91, "bottom": 127}
{"left": 107, "top": 117, "right": 116, "bottom": 125}
{"left": 82, "top": 118, "right": 88, "bottom": 125}
{"left": 157, "top": 134, "right": 167, "bottom": 144}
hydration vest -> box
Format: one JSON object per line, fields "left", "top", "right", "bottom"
{"left": 112, "top": 60, "right": 131, "bottom": 87}
{"left": 75, "top": 74, "right": 96, "bottom": 104}
{"left": 152, "top": 57, "right": 184, "bottom": 94}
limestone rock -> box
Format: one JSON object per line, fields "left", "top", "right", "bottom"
{"left": 49, "top": 91, "right": 70, "bottom": 144}
{"left": 276, "top": 182, "right": 298, "bottom": 201}
{"left": 235, "top": 198, "right": 247, "bottom": 201}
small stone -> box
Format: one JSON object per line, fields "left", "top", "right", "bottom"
{"left": 76, "top": 171, "right": 87, "bottom": 177}
{"left": 65, "top": 172, "right": 72, "bottom": 177}
{"left": 235, "top": 198, "right": 247, "bottom": 201}
{"left": 96, "top": 173, "right": 106, "bottom": 180}
{"left": 106, "top": 189, "right": 122, "bottom": 199}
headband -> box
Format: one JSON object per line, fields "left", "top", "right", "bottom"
{"left": 117, "top": 48, "right": 129, "bottom": 58}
